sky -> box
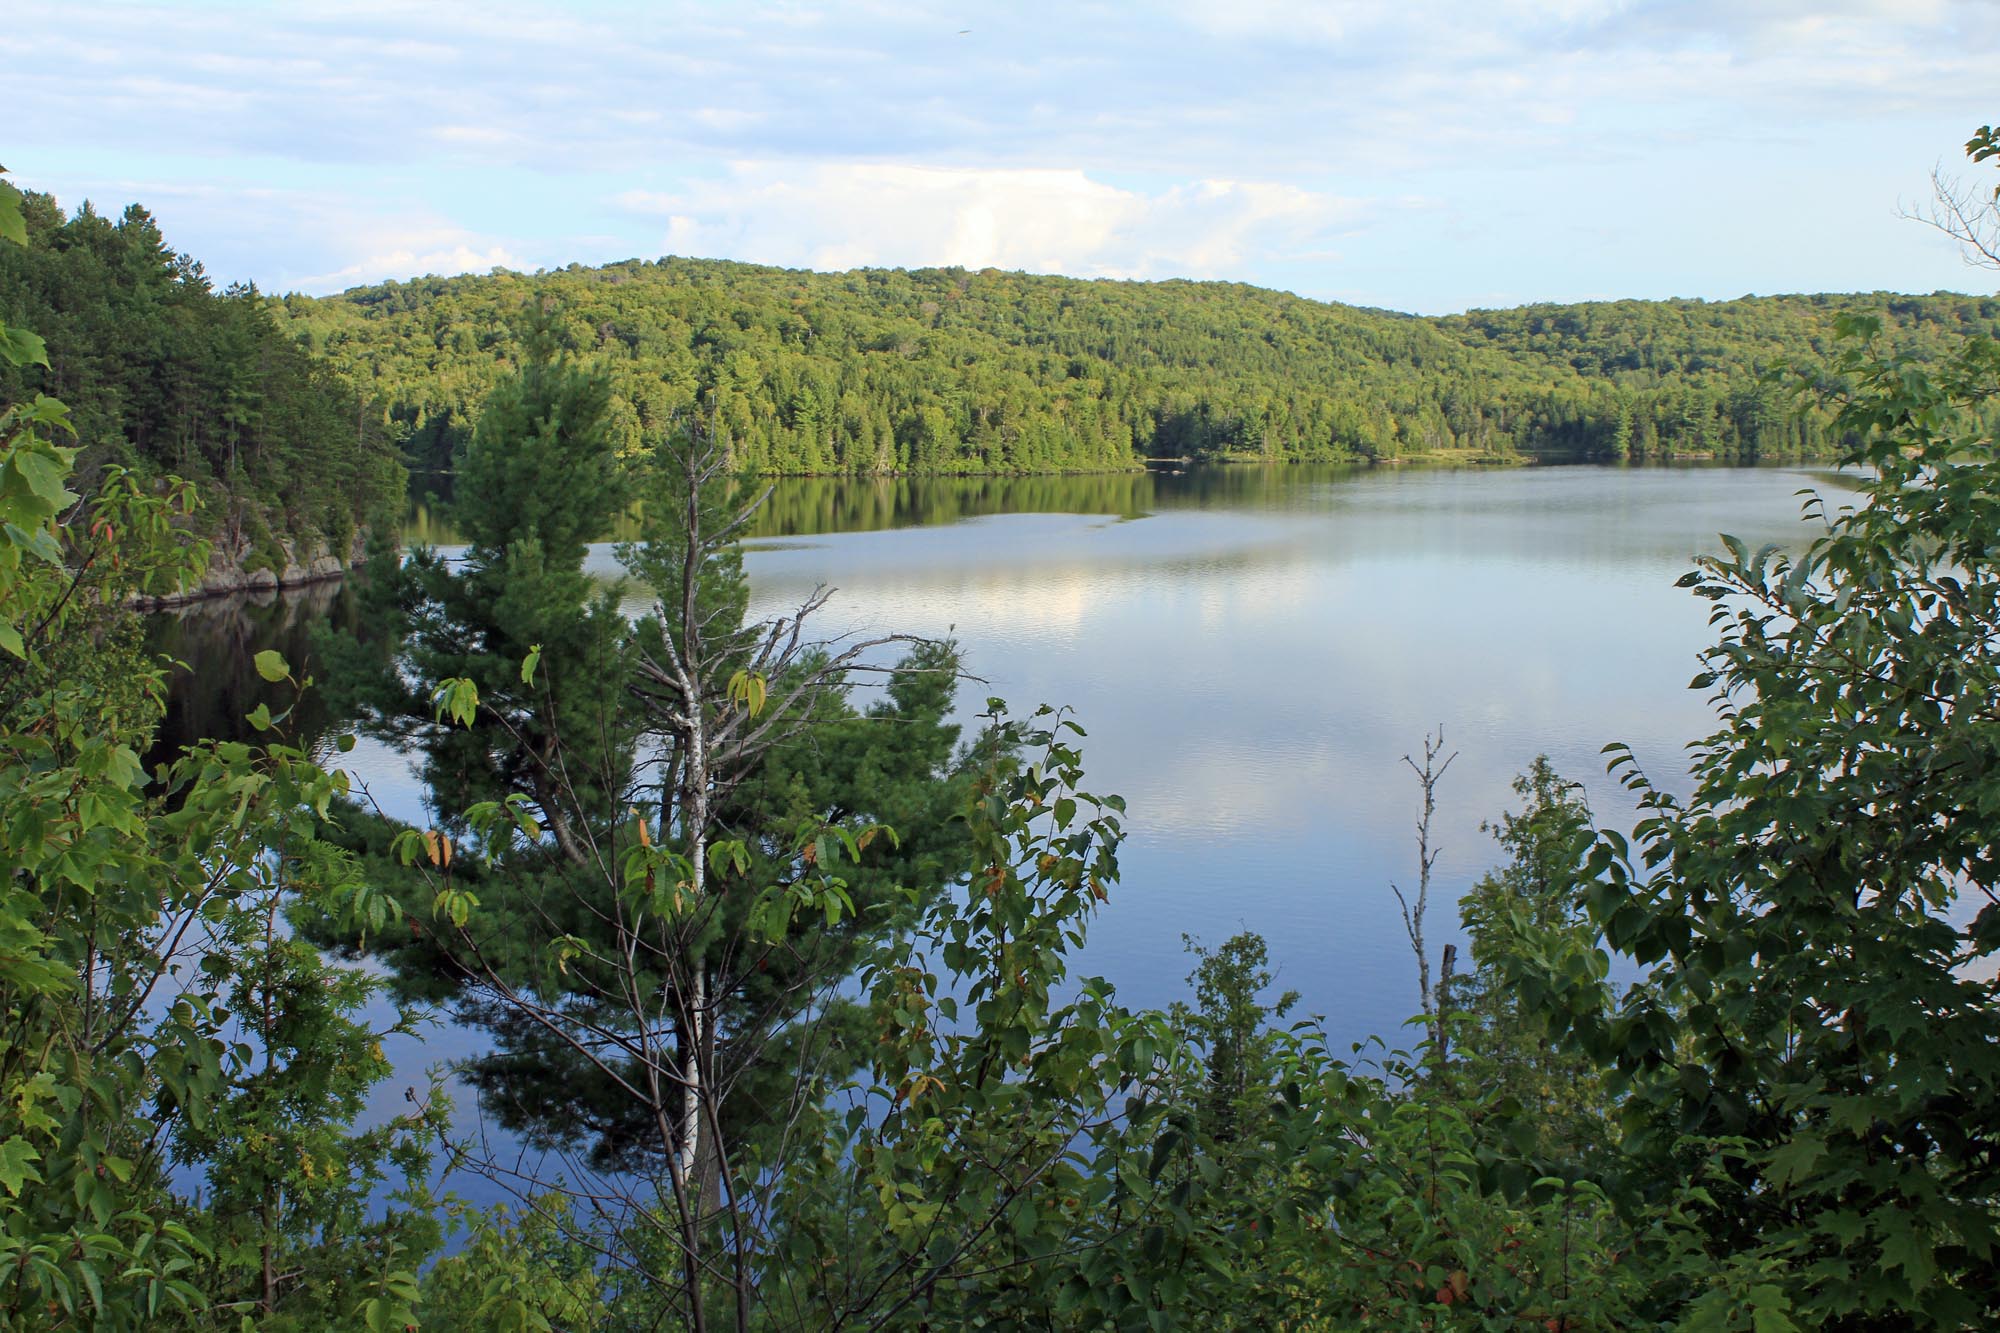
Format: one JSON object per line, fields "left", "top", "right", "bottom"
{"left": 6, "top": 0, "right": 1998, "bottom": 314}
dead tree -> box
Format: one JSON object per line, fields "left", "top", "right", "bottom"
{"left": 1904, "top": 164, "right": 2000, "bottom": 271}
{"left": 1389, "top": 726, "right": 1457, "bottom": 1054}
{"left": 1901, "top": 126, "right": 2000, "bottom": 271}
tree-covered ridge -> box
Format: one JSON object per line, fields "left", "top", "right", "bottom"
{"left": 9, "top": 181, "right": 1991, "bottom": 498}
{"left": 0, "top": 193, "right": 404, "bottom": 557}
{"left": 279, "top": 253, "right": 2000, "bottom": 483}
{"left": 1439, "top": 291, "right": 2000, "bottom": 458}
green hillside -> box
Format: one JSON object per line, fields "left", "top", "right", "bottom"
{"left": 1437, "top": 292, "right": 2000, "bottom": 456}
{"left": 0, "top": 193, "right": 405, "bottom": 559}
{"left": 278, "top": 256, "right": 2000, "bottom": 487}
{"left": 7, "top": 187, "right": 1995, "bottom": 512}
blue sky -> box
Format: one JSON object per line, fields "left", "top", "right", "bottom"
{"left": 7, "top": 1, "right": 1997, "bottom": 313}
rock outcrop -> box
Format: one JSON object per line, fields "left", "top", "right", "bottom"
{"left": 132, "top": 530, "right": 371, "bottom": 609}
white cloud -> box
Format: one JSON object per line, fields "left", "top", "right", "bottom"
{"left": 6, "top": 0, "right": 1998, "bottom": 305}
{"left": 620, "top": 163, "right": 1365, "bottom": 279}
{"left": 431, "top": 125, "right": 520, "bottom": 148}
{"left": 295, "top": 228, "right": 527, "bottom": 292}
{"left": 1169, "top": 0, "right": 1358, "bottom": 43}
{"left": 12, "top": 171, "right": 532, "bottom": 294}
{"left": 13, "top": 0, "right": 1993, "bottom": 179}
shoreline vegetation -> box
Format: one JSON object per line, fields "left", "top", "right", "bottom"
{"left": 133, "top": 445, "right": 1815, "bottom": 603}
{"left": 9, "top": 187, "right": 1999, "bottom": 605}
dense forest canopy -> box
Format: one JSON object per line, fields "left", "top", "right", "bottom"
{"left": 0, "top": 192, "right": 404, "bottom": 557}
{"left": 7, "top": 185, "right": 1995, "bottom": 512}
{"left": 280, "top": 252, "right": 2000, "bottom": 484}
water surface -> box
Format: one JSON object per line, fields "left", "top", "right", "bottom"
{"left": 730, "top": 464, "right": 1838, "bottom": 1039}
{"left": 157, "top": 463, "right": 1841, "bottom": 1169}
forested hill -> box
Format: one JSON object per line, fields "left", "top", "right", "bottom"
{"left": 1436, "top": 293, "right": 2000, "bottom": 456}
{"left": 278, "top": 255, "right": 2000, "bottom": 482}
{"left": 0, "top": 193, "right": 403, "bottom": 573}
{"left": 8, "top": 183, "right": 1993, "bottom": 500}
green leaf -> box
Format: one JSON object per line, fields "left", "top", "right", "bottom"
{"left": 1747, "top": 1286, "right": 1798, "bottom": 1333}
{"left": 432, "top": 677, "right": 480, "bottom": 726}
{"left": 1878, "top": 1211, "right": 1936, "bottom": 1292}
{"left": 0, "top": 1137, "right": 42, "bottom": 1195}
{"left": 0, "top": 325, "right": 48, "bottom": 369}
{"left": 0, "top": 179, "right": 23, "bottom": 247}
{"left": 1765, "top": 1132, "right": 1825, "bottom": 1189}
{"left": 253, "top": 649, "right": 290, "bottom": 682}
{"left": 13, "top": 448, "right": 72, "bottom": 507}
{"left": 6, "top": 520, "right": 63, "bottom": 565}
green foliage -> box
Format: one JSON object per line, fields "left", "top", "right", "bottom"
{"left": 1968, "top": 123, "right": 1999, "bottom": 177}
{"left": 322, "top": 340, "right": 975, "bottom": 1197}
{"left": 1446, "top": 759, "right": 1615, "bottom": 1174}
{"left": 169, "top": 694, "right": 445, "bottom": 1329}
{"left": 1170, "top": 931, "right": 1298, "bottom": 1144}
{"left": 277, "top": 255, "right": 2000, "bottom": 482}
{"left": 0, "top": 442, "right": 435, "bottom": 1330}
{"left": 302, "top": 345, "right": 984, "bottom": 1333}
{"left": 0, "top": 183, "right": 435, "bottom": 1332}
{"left": 337, "top": 308, "right": 638, "bottom": 840}
{"left": 769, "top": 702, "right": 1174, "bottom": 1327}
{"left": 0, "top": 191, "right": 403, "bottom": 554}
{"left": 1546, "top": 317, "right": 2000, "bottom": 1327}
{"left": 417, "top": 1198, "right": 601, "bottom": 1332}
{"left": 762, "top": 720, "right": 1653, "bottom": 1330}
{"left": 1435, "top": 292, "right": 2000, "bottom": 461}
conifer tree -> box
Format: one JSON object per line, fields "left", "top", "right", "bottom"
{"left": 358, "top": 308, "right": 639, "bottom": 857}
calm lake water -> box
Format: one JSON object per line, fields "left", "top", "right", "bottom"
{"left": 154, "top": 462, "right": 1843, "bottom": 1183}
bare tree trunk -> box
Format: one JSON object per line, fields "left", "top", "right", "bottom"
{"left": 672, "top": 436, "right": 711, "bottom": 1212}
{"left": 676, "top": 970, "right": 706, "bottom": 1197}
{"left": 1389, "top": 727, "right": 1456, "bottom": 1053}
{"left": 1437, "top": 941, "right": 1458, "bottom": 1063}
{"left": 533, "top": 766, "right": 590, "bottom": 866}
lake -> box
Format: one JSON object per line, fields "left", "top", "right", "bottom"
{"left": 154, "top": 461, "right": 1841, "bottom": 1181}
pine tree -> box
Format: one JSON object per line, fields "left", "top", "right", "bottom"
{"left": 357, "top": 308, "right": 638, "bottom": 856}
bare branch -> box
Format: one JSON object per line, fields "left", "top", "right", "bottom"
{"left": 1388, "top": 726, "right": 1457, "bottom": 1055}
{"left": 1899, "top": 164, "right": 2000, "bottom": 270}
